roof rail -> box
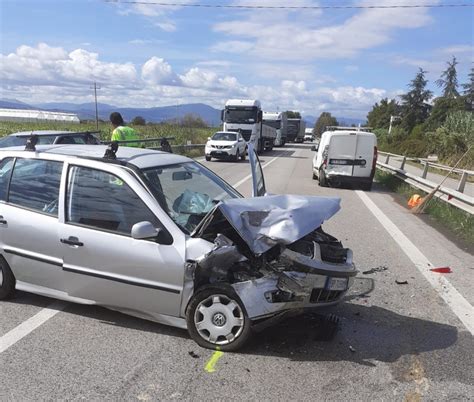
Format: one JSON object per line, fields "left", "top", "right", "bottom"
{"left": 104, "top": 141, "right": 119, "bottom": 159}
{"left": 326, "top": 126, "right": 373, "bottom": 132}
{"left": 25, "top": 135, "right": 39, "bottom": 151}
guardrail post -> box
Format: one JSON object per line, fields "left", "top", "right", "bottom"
{"left": 457, "top": 171, "right": 468, "bottom": 193}
{"left": 422, "top": 161, "right": 429, "bottom": 179}
{"left": 400, "top": 156, "right": 406, "bottom": 170}
{"left": 385, "top": 154, "right": 390, "bottom": 164}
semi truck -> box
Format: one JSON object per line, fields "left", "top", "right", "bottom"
{"left": 262, "top": 111, "right": 288, "bottom": 147}
{"left": 287, "top": 118, "right": 306, "bottom": 143}
{"left": 221, "top": 99, "right": 277, "bottom": 153}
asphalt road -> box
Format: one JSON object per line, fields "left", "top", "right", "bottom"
{"left": 1, "top": 143, "right": 473, "bottom": 400}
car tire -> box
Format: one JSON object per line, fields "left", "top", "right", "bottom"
{"left": 234, "top": 150, "right": 240, "bottom": 162}
{"left": 0, "top": 256, "right": 16, "bottom": 300}
{"left": 312, "top": 171, "right": 317, "bottom": 180}
{"left": 186, "top": 285, "right": 252, "bottom": 352}
{"left": 319, "top": 169, "right": 328, "bottom": 187}
{"left": 205, "top": 155, "right": 211, "bottom": 161}
{"left": 240, "top": 149, "right": 246, "bottom": 161}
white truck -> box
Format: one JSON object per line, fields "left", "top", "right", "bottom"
{"left": 222, "top": 99, "right": 277, "bottom": 153}
{"left": 263, "top": 111, "right": 288, "bottom": 147}
{"left": 287, "top": 118, "right": 306, "bottom": 143}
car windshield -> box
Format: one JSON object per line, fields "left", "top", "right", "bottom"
{"left": 142, "top": 162, "right": 241, "bottom": 234}
{"left": 211, "top": 132, "right": 237, "bottom": 141}
{"left": 224, "top": 107, "right": 258, "bottom": 124}
{"left": 0, "top": 135, "right": 60, "bottom": 148}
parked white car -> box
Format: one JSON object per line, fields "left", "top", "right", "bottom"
{"left": 0, "top": 139, "right": 356, "bottom": 351}
{"left": 205, "top": 131, "right": 247, "bottom": 161}
{"left": 312, "top": 128, "right": 377, "bottom": 191}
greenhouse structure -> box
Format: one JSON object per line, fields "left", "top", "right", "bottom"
{"left": 0, "top": 108, "right": 80, "bottom": 123}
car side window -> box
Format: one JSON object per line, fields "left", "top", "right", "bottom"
{"left": 0, "top": 158, "right": 14, "bottom": 202}
{"left": 8, "top": 158, "right": 63, "bottom": 216}
{"left": 66, "top": 166, "right": 165, "bottom": 237}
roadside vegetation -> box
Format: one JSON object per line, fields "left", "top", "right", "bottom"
{"left": 367, "top": 59, "right": 473, "bottom": 169}
{"left": 376, "top": 170, "right": 473, "bottom": 244}
{"left": 0, "top": 114, "right": 218, "bottom": 154}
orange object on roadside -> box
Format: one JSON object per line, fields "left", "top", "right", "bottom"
{"left": 408, "top": 194, "right": 423, "bottom": 208}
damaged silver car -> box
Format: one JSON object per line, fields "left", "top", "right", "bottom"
{"left": 0, "top": 141, "right": 356, "bottom": 351}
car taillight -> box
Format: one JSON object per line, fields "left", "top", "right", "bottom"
{"left": 371, "top": 146, "right": 377, "bottom": 174}
{"left": 323, "top": 145, "right": 329, "bottom": 167}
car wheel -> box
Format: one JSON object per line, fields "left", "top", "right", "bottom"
{"left": 319, "top": 169, "right": 328, "bottom": 187}
{"left": 0, "top": 256, "right": 16, "bottom": 300}
{"left": 312, "top": 171, "right": 317, "bottom": 180}
{"left": 186, "top": 285, "right": 252, "bottom": 351}
{"left": 234, "top": 150, "right": 240, "bottom": 162}
{"left": 240, "top": 149, "right": 246, "bottom": 160}
{"left": 205, "top": 155, "right": 211, "bottom": 161}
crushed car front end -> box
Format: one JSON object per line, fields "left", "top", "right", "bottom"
{"left": 185, "top": 194, "right": 357, "bottom": 332}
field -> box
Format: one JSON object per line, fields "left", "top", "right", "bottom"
{"left": 0, "top": 121, "right": 218, "bottom": 148}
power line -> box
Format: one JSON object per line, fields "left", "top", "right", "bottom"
{"left": 104, "top": 1, "right": 474, "bottom": 10}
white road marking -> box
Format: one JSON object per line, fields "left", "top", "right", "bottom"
{"left": 0, "top": 300, "right": 67, "bottom": 354}
{"left": 0, "top": 153, "right": 280, "bottom": 353}
{"left": 356, "top": 190, "right": 474, "bottom": 335}
{"left": 233, "top": 155, "right": 280, "bottom": 189}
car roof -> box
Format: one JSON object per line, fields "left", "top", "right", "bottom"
{"left": 9, "top": 130, "right": 98, "bottom": 137}
{"left": 213, "top": 131, "right": 237, "bottom": 135}
{"left": 0, "top": 144, "right": 191, "bottom": 169}
{"left": 323, "top": 130, "right": 376, "bottom": 137}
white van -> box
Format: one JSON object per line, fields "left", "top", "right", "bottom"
{"left": 312, "top": 128, "right": 377, "bottom": 191}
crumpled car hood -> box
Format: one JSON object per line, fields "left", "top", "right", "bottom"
{"left": 209, "top": 194, "right": 341, "bottom": 255}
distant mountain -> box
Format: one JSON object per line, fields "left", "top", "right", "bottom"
{"left": 303, "top": 114, "right": 366, "bottom": 128}
{"left": 0, "top": 98, "right": 37, "bottom": 110}
{"left": 34, "top": 101, "right": 221, "bottom": 126}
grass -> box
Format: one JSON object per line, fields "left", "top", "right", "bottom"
{"left": 0, "top": 121, "right": 217, "bottom": 148}
{"left": 375, "top": 170, "right": 474, "bottom": 244}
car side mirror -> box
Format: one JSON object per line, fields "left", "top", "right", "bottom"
{"left": 132, "top": 221, "right": 161, "bottom": 240}
{"left": 207, "top": 137, "right": 211, "bottom": 141}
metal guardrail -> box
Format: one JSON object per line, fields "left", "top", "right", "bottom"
{"left": 376, "top": 151, "right": 473, "bottom": 214}
{"left": 378, "top": 151, "right": 473, "bottom": 194}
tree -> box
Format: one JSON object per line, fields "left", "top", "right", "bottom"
{"left": 313, "top": 112, "right": 338, "bottom": 137}
{"left": 180, "top": 113, "right": 208, "bottom": 128}
{"left": 285, "top": 111, "right": 301, "bottom": 118}
{"left": 131, "top": 116, "right": 146, "bottom": 125}
{"left": 436, "top": 56, "right": 459, "bottom": 98}
{"left": 462, "top": 66, "right": 474, "bottom": 110}
{"left": 367, "top": 98, "right": 400, "bottom": 129}
{"left": 424, "top": 96, "right": 466, "bottom": 130}
{"left": 400, "top": 68, "right": 433, "bottom": 133}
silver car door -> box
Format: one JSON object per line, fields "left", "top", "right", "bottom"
{"left": 59, "top": 163, "right": 185, "bottom": 317}
{"left": 0, "top": 157, "right": 65, "bottom": 291}
{"left": 248, "top": 143, "right": 266, "bottom": 197}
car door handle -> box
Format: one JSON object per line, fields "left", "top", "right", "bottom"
{"left": 0, "top": 216, "right": 7, "bottom": 225}
{"left": 60, "top": 237, "right": 84, "bottom": 247}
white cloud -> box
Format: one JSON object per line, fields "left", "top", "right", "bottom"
{"left": 439, "top": 44, "right": 474, "bottom": 55}
{"left": 212, "top": 0, "right": 437, "bottom": 61}
{"left": 141, "top": 57, "right": 179, "bottom": 85}
{"left": 115, "top": 0, "right": 196, "bottom": 32}
{"left": 1, "top": 42, "right": 388, "bottom": 118}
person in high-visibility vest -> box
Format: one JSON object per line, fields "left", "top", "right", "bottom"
{"left": 110, "top": 112, "right": 140, "bottom": 147}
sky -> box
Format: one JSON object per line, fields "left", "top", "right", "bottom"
{"left": 0, "top": 0, "right": 473, "bottom": 118}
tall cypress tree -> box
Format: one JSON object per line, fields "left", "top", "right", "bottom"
{"left": 436, "top": 56, "right": 459, "bottom": 98}
{"left": 462, "top": 66, "right": 474, "bottom": 110}
{"left": 400, "top": 68, "right": 433, "bottom": 132}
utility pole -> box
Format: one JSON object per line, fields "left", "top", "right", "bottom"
{"left": 388, "top": 115, "right": 401, "bottom": 134}
{"left": 90, "top": 82, "right": 101, "bottom": 130}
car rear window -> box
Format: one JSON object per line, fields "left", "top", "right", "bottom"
{"left": 8, "top": 158, "right": 63, "bottom": 216}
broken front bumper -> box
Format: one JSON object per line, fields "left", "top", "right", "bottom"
{"left": 232, "top": 248, "right": 357, "bottom": 322}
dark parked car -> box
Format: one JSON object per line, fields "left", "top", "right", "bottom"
{"left": 0, "top": 130, "right": 101, "bottom": 148}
